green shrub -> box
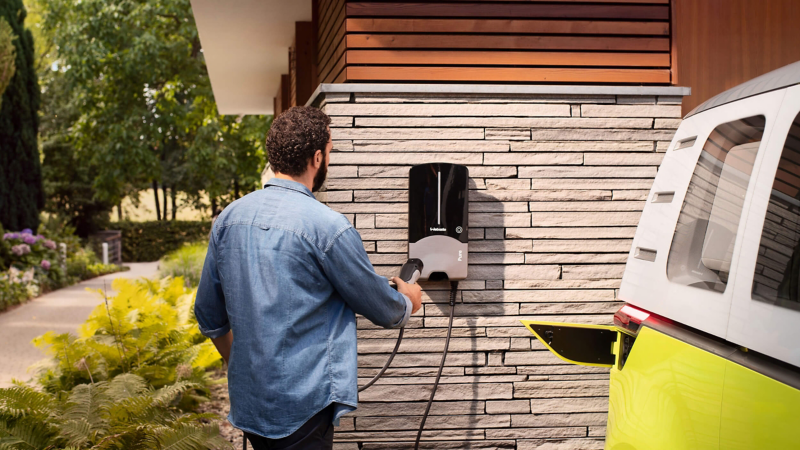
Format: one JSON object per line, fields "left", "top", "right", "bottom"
{"left": 12, "top": 276, "right": 230, "bottom": 448}
{"left": 0, "top": 373, "right": 231, "bottom": 449}
{"left": 33, "top": 277, "right": 222, "bottom": 396}
{"left": 115, "top": 221, "right": 211, "bottom": 262}
{"left": 159, "top": 243, "right": 208, "bottom": 288}
{"left": 66, "top": 247, "right": 126, "bottom": 282}
{"left": 38, "top": 215, "right": 83, "bottom": 256}
{"left": 0, "top": 268, "right": 36, "bottom": 310}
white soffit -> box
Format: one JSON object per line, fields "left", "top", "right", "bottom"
{"left": 190, "top": 0, "right": 311, "bottom": 115}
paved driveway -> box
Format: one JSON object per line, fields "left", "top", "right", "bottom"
{"left": 0, "top": 262, "right": 159, "bottom": 387}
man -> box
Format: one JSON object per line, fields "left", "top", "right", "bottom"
{"left": 195, "top": 106, "right": 422, "bottom": 449}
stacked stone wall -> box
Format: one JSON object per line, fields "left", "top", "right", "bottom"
{"left": 316, "top": 91, "right": 682, "bottom": 450}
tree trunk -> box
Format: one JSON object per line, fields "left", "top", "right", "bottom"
{"left": 162, "top": 183, "right": 168, "bottom": 221}
{"left": 152, "top": 180, "right": 161, "bottom": 221}
{"left": 171, "top": 187, "right": 177, "bottom": 221}
{"left": 234, "top": 180, "right": 240, "bottom": 199}
{"left": 117, "top": 202, "right": 123, "bottom": 221}
{"left": 210, "top": 197, "right": 218, "bottom": 217}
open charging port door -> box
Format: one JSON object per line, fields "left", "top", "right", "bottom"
{"left": 521, "top": 321, "right": 623, "bottom": 368}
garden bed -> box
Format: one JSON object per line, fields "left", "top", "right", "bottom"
{"left": 0, "top": 276, "right": 232, "bottom": 448}
{"left": 1, "top": 228, "right": 126, "bottom": 313}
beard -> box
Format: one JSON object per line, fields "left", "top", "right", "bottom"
{"left": 312, "top": 152, "right": 328, "bottom": 193}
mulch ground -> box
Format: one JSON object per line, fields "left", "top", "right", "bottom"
{"left": 199, "top": 379, "right": 245, "bottom": 450}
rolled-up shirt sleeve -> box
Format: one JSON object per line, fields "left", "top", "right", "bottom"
{"left": 194, "top": 230, "right": 231, "bottom": 338}
{"left": 322, "top": 226, "right": 411, "bottom": 328}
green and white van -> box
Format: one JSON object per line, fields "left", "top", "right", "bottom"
{"left": 524, "top": 61, "right": 800, "bottom": 449}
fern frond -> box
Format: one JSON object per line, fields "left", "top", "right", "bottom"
{"left": 56, "top": 419, "right": 91, "bottom": 447}
{"left": 0, "top": 386, "right": 55, "bottom": 418}
{"left": 150, "top": 382, "right": 197, "bottom": 407}
{"left": 0, "top": 437, "right": 27, "bottom": 450}
{"left": 0, "top": 417, "right": 53, "bottom": 449}
{"left": 105, "top": 374, "right": 148, "bottom": 402}
{"left": 142, "top": 423, "right": 226, "bottom": 450}
{"left": 190, "top": 342, "right": 222, "bottom": 370}
{"left": 107, "top": 395, "right": 156, "bottom": 424}
{"left": 63, "top": 383, "right": 110, "bottom": 433}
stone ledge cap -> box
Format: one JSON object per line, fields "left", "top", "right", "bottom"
{"left": 307, "top": 83, "right": 691, "bottom": 107}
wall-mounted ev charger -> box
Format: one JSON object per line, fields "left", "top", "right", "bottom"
{"left": 358, "top": 162, "right": 469, "bottom": 450}
{"left": 409, "top": 163, "right": 469, "bottom": 281}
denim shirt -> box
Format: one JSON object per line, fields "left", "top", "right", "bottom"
{"left": 194, "top": 178, "right": 411, "bottom": 439}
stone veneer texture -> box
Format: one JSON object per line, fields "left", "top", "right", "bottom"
{"left": 314, "top": 91, "right": 682, "bottom": 450}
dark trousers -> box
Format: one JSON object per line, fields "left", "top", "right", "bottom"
{"left": 244, "top": 405, "right": 334, "bottom": 450}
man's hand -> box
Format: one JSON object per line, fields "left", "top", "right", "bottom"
{"left": 391, "top": 277, "right": 423, "bottom": 314}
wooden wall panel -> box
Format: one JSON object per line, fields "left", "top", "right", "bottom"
{"left": 316, "top": 0, "right": 675, "bottom": 85}
{"left": 289, "top": 46, "right": 297, "bottom": 107}
{"left": 346, "top": 2, "right": 670, "bottom": 20}
{"left": 344, "top": 66, "right": 671, "bottom": 83}
{"left": 675, "top": 0, "right": 800, "bottom": 115}
{"left": 346, "top": 18, "right": 670, "bottom": 35}
{"left": 318, "top": 0, "right": 347, "bottom": 83}
{"left": 274, "top": 74, "right": 290, "bottom": 117}
{"left": 295, "top": 21, "right": 316, "bottom": 106}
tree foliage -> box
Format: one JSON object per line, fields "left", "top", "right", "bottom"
{"left": 40, "top": 70, "right": 114, "bottom": 236}
{"left": 0, "top": 18, "right": 16, "bottom": 104}
{"left": 0, "top": 0, "right": 43, "bottom": 232}
{"left": 37, "top": 0, "right": 269, "bottom": 223}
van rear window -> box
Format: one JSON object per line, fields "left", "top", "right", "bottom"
{"left": 752, "top": 113, "right": 800, "bottom": 310}
{"left": 667, "top": 116, "right": 766, "bottom": 292}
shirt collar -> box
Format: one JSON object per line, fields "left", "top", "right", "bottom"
{"left": 264, "top": 177, "right": 315, "bottom": 199}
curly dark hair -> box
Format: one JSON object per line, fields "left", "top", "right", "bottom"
{"left": 266, "top": 106, "right": 332, "bottom": 176}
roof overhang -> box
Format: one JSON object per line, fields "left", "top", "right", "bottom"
{"left": 190, "top": 0, "right": 311, "bottom": 115}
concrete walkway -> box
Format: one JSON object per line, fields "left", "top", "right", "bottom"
{"left": 0, "top": 262, "right": 160, "bottom": 387}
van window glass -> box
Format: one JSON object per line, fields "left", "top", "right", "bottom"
{"left": 752, "top": 112, "right": 800, "bottom": 310}
{"left": 667, "top": 116, "right": 766, "bottom": 292}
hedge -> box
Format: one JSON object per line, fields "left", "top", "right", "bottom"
{"left": 113, "top": 221, "right": 211, "bottom": 262}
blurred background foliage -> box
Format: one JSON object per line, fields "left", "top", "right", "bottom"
{"left": 10, "top": 0, "right": 270, "bottom": 238}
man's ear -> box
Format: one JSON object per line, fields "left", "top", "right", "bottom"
{"left": 313, "top": 149, "right": 323, "bottom": 168}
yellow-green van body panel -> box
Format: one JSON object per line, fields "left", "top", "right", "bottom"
{"left": 606, "top": 327, "right": 724, "bottom": 450}
{"left": 718, "top": 359, "right": 800, "bottom": 449}
{"left": 524, "top": 322, "right": 800, "bottom": 449}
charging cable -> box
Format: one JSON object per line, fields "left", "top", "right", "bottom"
{"left": 414, "top": 280, "right": 458, "bottom": 450}
{"left": 358, "top": 258, "right": 423, "bottom": 392}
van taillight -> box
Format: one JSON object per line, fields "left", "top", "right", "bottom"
{"left": 614, "top": 304, "right": 649, "bottom": 369}
{"left": 614, "top": 304, "right": 650, "bottom": 334}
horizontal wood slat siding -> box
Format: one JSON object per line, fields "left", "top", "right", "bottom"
{"left": 319, "top": 0, "right": 348, "bottom": 83}
{"left": 347, "top": 50, "right": 671, "bottom": 67}
{"left": 316, "top": 0, "right": 675, "bottom": 85}
{"left": 347, "top": 35, "right": 670, "bottom": 52}
{"left": 347, "top": 18, "right": 670, "bottom": 35}
{"left": 345, "top": 66, "right": 671, "bottom": 83}
{"left": 347, "top": 2, "right": 670, "bottom": 20}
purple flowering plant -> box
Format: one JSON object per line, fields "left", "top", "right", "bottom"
{"left": 2, "top": 228, "right": 64, "bottom": 289}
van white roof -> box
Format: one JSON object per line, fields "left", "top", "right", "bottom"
{"left": 686, "top": 60, "right": 800, "bottom": 118}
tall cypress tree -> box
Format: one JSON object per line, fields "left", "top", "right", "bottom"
{"left": 0, "top": 0, "right": 42, "bottom": 231}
